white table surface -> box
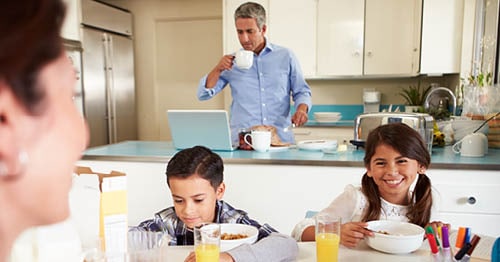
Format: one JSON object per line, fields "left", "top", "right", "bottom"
{"left": 161, "top": 241, "right": 489, "bottom": 262}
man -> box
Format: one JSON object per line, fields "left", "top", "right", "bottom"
{"left": 197, "top": 2, "right": 312, "bottom": 144}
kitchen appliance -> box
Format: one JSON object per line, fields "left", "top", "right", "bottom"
{"left": 351, "top": 112, "right": 435, "bottom": 148}
{"left": 363, "top": 90, "right": 381, "bottom": 113}
{"left": 81, "top": 0, "right": 137, "bottom": 147}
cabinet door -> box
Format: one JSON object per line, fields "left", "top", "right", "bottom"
{"left": 317, "top": 0, "right": 364, "bottom": 76}
{"left": 364, "top": 0, "right": 421, "bottom": 75}
{"left": 269, "top": 0, "right": 317, "bottom": 77}
{"left": 420, "top": 0, "right": 464, "bottom": 74}
{"left": 61, "top": 0, "right": 81, "bottom": 41}
{"left": 223, "top": 0, "right": 269, "bottom": 54}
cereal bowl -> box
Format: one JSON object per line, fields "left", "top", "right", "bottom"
{"left": 220, "top": 223, "right": 259, "bottom": 252}
{"left": 365, "top": 220, "right": 425, "bottom": 254}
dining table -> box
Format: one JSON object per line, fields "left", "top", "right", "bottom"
{"left": 161, "top": 240, "right": 490, "bottom": 262}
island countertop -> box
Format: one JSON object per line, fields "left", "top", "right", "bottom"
{"left": 83, "top": 141, "right": 500, "bottom": 170}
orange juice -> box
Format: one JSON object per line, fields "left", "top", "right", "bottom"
{"left": 316, "top": 232, "right": 339, "bottom": 262}
{"left": 195, "top": 244, "right": 220, "bottom": 262}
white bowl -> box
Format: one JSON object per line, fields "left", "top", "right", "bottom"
{"left": 314, "top": 112, "right": 341, "bottom": 117}
{"left": 365, "top": 220, "right": 424, "bottom": 254}
{"left": 314, "top": 112, "right": 342, "bottom": 123}
{"left": 297, "top": 140, "right": 338, "bottom": 151}
{"left": 220, "top": 223, "right": 258, "bottom": 252}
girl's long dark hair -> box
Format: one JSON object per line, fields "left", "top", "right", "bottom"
{"left": 361, "top": 123, "right": 433, "bottom": 228}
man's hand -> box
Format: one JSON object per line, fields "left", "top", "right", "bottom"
{"left": 206, "top": 55, "right": 235, "bottom": 89}
{"left": 292, "top": 104, "right": 309, "bottom": 126}
{"left": 216, "top": 55, "right": 235, "bottom": 73}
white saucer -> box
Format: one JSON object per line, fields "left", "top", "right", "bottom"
{"left": 297, "top": 140, "right": 338, "bottom": 151}
{"left": 268, "top": 146, "right": 291, "bottom": 152}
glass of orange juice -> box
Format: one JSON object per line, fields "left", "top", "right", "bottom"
{"left": 315, "top": 214, "right": 341, "bottom": 262}
{"left": 194, "top": 223, "right": 220, "bottom": 262}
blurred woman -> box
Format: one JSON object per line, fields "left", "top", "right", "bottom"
{"left": 0, "top": 0, "right": 89, "bottom": 260}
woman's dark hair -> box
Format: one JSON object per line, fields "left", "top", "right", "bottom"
{"left": 361, "top": 123, "right": 432, "bottom": 228}
{"left": 166, "top": 146, "right": 224, "bottom": 190}
{"left": 0, "top": 0, "right": 66, "bottom": 114}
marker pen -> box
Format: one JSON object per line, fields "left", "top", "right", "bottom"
{"left": 454, "top": 242, "right": 472, "bottom": 260}
{"left": 461, "top": 235, "right": 481, "bottom": 261}
{"left": 456, "top": 227, "right": 466, "bottom": 249}
{"left": 441, "top": 226, "right": 450, "bottom": 249}
{"left": 426, "top": 226, "right": 441, "bottom": 249}
{"left": 464, "top": 227, "right": 471, "bottom": 244}
{"left": 427, "top": 233, "right": 439, "bottom": 254}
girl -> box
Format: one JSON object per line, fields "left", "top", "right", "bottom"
{"left": 292, "top": 123, "right": 447, "bottom": 247}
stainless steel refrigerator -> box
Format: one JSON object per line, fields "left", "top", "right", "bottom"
{"left": 81, "top": 0, "right": 137, "bottom": 147}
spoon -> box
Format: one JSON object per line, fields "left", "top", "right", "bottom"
{"left": 473, "top": 112, "right": 500, "bottom": 133}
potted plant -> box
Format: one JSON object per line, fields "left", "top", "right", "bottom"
{"left": 399, "top": 84, "right": 431, "bottom": 113}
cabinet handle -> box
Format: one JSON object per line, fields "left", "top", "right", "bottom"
{"left": 366, "top": 51, "right": 373, "bottom": 57}
{"left": 467, "top": 196, "right": 476, "bottom": 205}
{"left": 353, "top": 51, "right": 360, "bottom": 57}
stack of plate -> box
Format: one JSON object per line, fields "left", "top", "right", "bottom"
{"left": 313, "top": 112, "right": 342, "bottom": 123}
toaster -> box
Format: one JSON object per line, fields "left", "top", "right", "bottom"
{"left": 351, "top": 112, "right": 435, "bottom": 148}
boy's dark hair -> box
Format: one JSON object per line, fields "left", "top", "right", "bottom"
{"left": 166, "top": 146, "right": 224, "bottom": 190}
{"left": 361, "top": 123, "right": 432, "bottom": 228}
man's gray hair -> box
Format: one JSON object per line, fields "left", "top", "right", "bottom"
{"left": 234, "top": 2, "right": 266, "bottom": 30}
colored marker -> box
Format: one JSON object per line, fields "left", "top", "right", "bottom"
{"left": 455, "top": 242, "right": 472, "bottom": 260}
{"left": 441, "top": 226, "right": 450, "bottom": 249}
{"left": 456, "top": 227, "right": 466, "bottom": 248}
{"left": 426, "top": 226, "right": 441, "bottom": 249}
{"left": 427, "top": 233, "right": 439, "bottom": 254}
{"left": 437, "top": 225, "right": 442, "bottom": 240}
{"left": 466, "top": 235, "right": 481, "bottom": 256}
{"left": 464, "top": 227, "right": 471, "bottom": 244}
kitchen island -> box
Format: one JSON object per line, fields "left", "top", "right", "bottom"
{"left": 79, "top": 141, "right": 500, "bottom": 237}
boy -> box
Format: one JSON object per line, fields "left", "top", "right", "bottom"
{"left": 135, "top": 146, "right": 298, "bottom": 262}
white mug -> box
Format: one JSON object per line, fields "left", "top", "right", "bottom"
{"left": 234, "top": 50, "right": 253, "bottom": 69}
{"left": 244, "top": 130, "right": 271, "bottom": 152}
{"left": 452, "top": 133, "right": 488, "bottom": 157}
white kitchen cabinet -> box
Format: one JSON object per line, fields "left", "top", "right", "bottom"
{"left": 268, "top": 0, "right": 317, "bottom": 77}
{"left": 317, "top": 0, "right": 364, "bottom": 76}
{"left": 223, "top": 0, "right": 269, "bottom": 55}
{"left": 420, "top": 0, "right": 464, "bottom": 74}
{"left": 317, "top": 0, "right": 422, "bottom": 76}
{"left": 430, "top": 169, "right": 500, "bottom": 237}
{"left": 61, "top": 0, "right": 82, "bottom": 41}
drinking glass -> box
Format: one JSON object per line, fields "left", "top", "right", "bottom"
{"left": 315, "top": 214, "right": 341, "bottom": 262}
{"left": 194, "top": 223, "right": 220, "bottom": 262}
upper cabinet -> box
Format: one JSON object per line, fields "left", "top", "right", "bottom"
{"left": 317, "top": 0, "right": 364, "bottom": 76}
{"left": 420, "top": 0, "right": 464, "bottom": 74}
{"left": 61, "top": 0, "right": 82, "bottom": 41}
{"left": 268, "top": 0, "right": 317, "bottom": 77}
{"left": 318, "top": 0, "right": 422, "bottom": 76}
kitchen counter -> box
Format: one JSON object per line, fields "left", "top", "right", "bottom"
{"left": 83, "top": 141, "right": 500, "bottom": 170}
{"left": 80, "top": 141, "right": 500, "bottom": 236}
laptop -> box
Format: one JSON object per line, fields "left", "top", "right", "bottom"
{"left": 167, "top": 109, "right": 238, "bottom": 151}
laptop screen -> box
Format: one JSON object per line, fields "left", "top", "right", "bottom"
{"left": 167, "top": 110, "right": 237, "bottom": 151}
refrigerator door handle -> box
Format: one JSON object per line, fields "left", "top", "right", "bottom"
{"left": 103, "top": 33, "right": 116, "bottom": 144}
